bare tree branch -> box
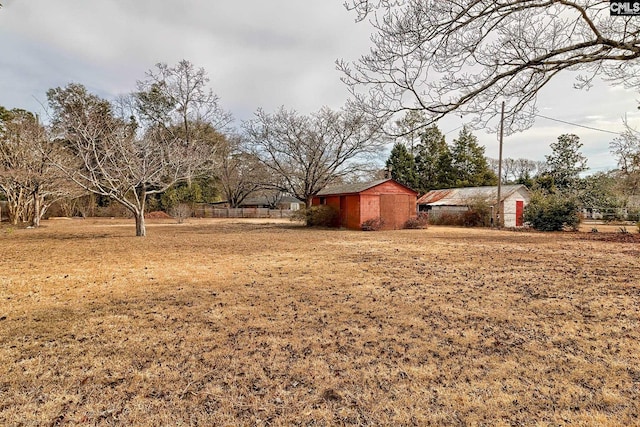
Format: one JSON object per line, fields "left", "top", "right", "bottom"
{"left": 0, "top": 107, "right": 78, "bottom": 226}
{"left": 340, "top": 0, "right": 640, "bottom": 134}
{"left": 47, "top": 60, "right": 228, "bottom": 236}
{"left": 217, "top": 134, "right": 269, "bottom": 208}
{"left": 243, "top": 106, "right": 386, "bottom": 207}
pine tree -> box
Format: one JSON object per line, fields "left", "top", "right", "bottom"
{"left": 450, "top": 126, "right": 497, "bottom": 188}
{"left": 414, "top": 125, "right": 454, "bottom": 192}
{"left": 545, "top": 134, "right": 588, "bottom": 192}
{"left": 386, "top": 143, "right": 418, "bottom": 190}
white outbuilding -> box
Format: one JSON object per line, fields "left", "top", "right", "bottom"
{"left": 417, "top": 185, "right": 532, "bottom": 227}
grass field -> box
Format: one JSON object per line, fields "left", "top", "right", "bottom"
{"left": 1, "top": 218, "right": 639, "bottom": 426}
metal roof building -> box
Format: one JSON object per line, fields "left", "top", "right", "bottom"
{"left": 417, "top": 185, "right": 531, "bottom": 227}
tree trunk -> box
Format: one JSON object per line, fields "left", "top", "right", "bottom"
{"left": 9, "top": 207, "right": 19, "bottom": 225}
{"left": 9, "top": 199, "right": 20, "bottom": 225}
{"left": 134, "top": 211, "right": 146, "bottom": 237}
{"left": 304, "top": 196, "right": 314, "bottom": 227}
{"left": 134, "top": 186, "right": 147, "bottom": 237}
{"left": 31, "top": 190, "right": 41, "bottom": 228}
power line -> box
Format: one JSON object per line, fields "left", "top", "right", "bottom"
{"left": 535, "top": 114, "right": 621, "bottom": 135}
{"left": 444, "top": 114, "right": 621, "bottom": 137}
{"left": 444, "top": 124, "right": 464, "bottom": 135}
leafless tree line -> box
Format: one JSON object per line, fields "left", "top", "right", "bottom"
{"left": 45, "top": 61, "right": 230, "bottom": 237}
{"left": 486, "top": 157, "right": 548, "bottom": 184}
{"left": 0, "top": 108, "right": 82, "bottom": 227}
{"left": 1, "top": 61, "right": 385, "bottom": 236}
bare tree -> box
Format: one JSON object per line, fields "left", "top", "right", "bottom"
{"left": 611, "top": 118, "right": 640, "bottom": 194}
{"left": 502, "top": 158, "right": 517, "bottom": 183}
{"left": 393, "top": 110, "right": 427, "bottom": 155}
{"left": 47, "top": 67, "right": 225, "bottom": 236}
{"left": 135, "top": 60, "right": 232, "bottom": 182}
{"left": 243, "top": 106, "right": 385, "bottom": 207}
{"left": 611, "top": 119, "right": 640, "bottom": 174}
{"left": 0, "top": 108, "right": 32, "bottom": 224}
{"left": 217, "top": 134, "right": 268, "bottom": 208}
{"left": 0, "top": 107, "right": 76, "bottom": 226}
{"left": 340, "top": 1, "right": 640, "bottom": 133}
{"left": 488, "top": 156, "right": 543, "bottom": 184}
{"left": 514, "top": 158, "right": 542, "bottom": 182}
{"left": 261, "top": 189, "right": 287, "bottom": 209}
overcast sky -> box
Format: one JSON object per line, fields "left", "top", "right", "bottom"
{"left": 1, "top": 1, "right": 639, "bottom": 174}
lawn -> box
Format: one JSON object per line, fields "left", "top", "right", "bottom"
{"left": 1, "top": 218, "right": 639, "bottom": 426}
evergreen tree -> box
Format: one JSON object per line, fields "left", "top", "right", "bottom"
{"left": 450, "top": 126, "right": 497, "bottom": 187}
{"left": 386, "top": 142, "right": 418, "bottom": 190}
{"left": 524, "top": 191, "right": 581, "bottom": 231}
{"left": 414, "top": 125, "right": 454, "bottom": 192}
{"left": 545, "top": 134, "right": 588, "bottom": 192}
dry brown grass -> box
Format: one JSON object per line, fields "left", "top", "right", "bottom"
{"left": 1, "top": 218, "right": 639, "bottom": 426}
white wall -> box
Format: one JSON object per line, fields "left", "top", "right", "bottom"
{"left": 502, "top": 189, "right": 530, "bottom": 227}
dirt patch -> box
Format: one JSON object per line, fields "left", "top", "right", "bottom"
{"left": 578, "top": 231, "right": 640, "bottom": 243}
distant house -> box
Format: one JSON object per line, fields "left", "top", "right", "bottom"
{"left": 312, "top": 179, "right": 418, "bottom": 230}
{"left": 417, "top": 185, "right": 531, "bottom": 227}
{"left": 238, "top": 195, "right": 302, "bottom": 210}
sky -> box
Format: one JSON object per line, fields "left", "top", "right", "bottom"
{"left": 1, "top": 0, "right": 639, "bottom": 175}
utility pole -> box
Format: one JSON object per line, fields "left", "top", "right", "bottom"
{"left": 496, "top": 101, "right": 505, "bottom": 227}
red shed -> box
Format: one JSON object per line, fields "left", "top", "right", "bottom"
{"left": 312, "top": 179, "right": 418, "bottom": 230}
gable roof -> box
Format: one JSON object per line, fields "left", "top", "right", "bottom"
{"left": 417, "top": 185, "right": 530, "bottom": 206}
{"left": 317, "top": 179, "right": 418, "bottom": 196}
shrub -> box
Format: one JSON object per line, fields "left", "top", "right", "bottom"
{"left": 308, "top": 205, "right": 340, "bottom": 227}
{"left": 461, "top": 210, "right": 485, "bottom": 227}
{"left": 169, "top": 203, "right": 192, "bottom": 224}
{"left": 289, "top": 208, "right": 307, "bottom": 223}
{"left": 464, "top": 197, "right": 492, "bottom": 227}
{"left": 429, "top": 212, "right": 465, "bottom": 226}
{"left": 627, "top": 209, "right": 640, "bottom": 222}
{"left": 404, "top": 212, "right": 429, "bottom": 229}
{"left": 429, "top": 208, "right": 490, "bottom": 228}
{"left": 523, "top": 193, "right": 580, "bottom": 231}
{"left": 362, "top": 217, "right": 385, "bottom": 231}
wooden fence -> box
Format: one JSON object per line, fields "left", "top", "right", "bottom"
{"left": 193, "top": 205, "right": 296, "bottom": 219}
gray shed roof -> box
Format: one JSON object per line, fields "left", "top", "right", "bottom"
{"left": 316, "top": 179, "right": 391, "bottom": 196}
{"left": 417, "top": 185, "right": 530, "bottom": 206}
{"left": 317, "top": 179, "right": 418, "bottom": 197}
